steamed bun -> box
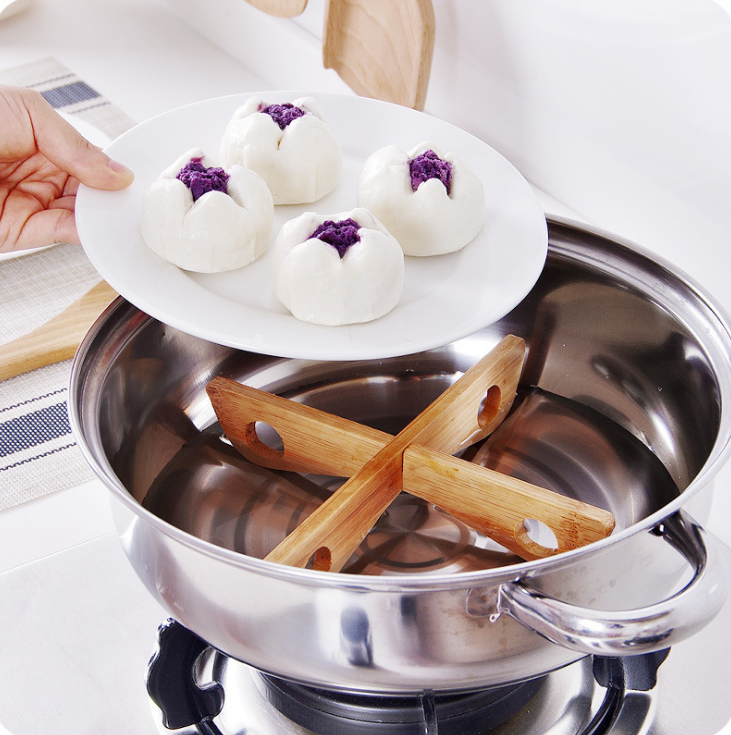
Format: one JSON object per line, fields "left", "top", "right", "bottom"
{"left": 271, "top": 207, "right": 404, "bottom": 326}
{"left": 220, "top": 96, "right": 342, "bottom": 205}
{"left": 141, "top": 149, "right": 273, "bottom": 273}
{"left": 357, "top": 141, "right": 485, "bottom": 256}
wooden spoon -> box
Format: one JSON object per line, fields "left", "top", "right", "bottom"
{"left": 0, "top": 280, "right": 117, "bottom": 382}
{"left": 323, "top": 0, "right": 436, "bottom": 110}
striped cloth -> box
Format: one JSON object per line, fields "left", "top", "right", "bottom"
{"left": 0, "top": 59, "right": 135, "bottom": 510}
{"left": 1, "top": 56, "right": 135, "bottom": 140}
{"left": 0, "top": 370, "right": 85, "bottom": 509}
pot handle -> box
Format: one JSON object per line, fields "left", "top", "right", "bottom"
{"left": 492, "top": 511, "right": 728, "bottom": 656}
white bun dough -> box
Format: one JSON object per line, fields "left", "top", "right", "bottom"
{"left": 357, "top": 141, "right": 485, "bottom": 256}
{"left": 141, "top": 149, "right": 273, "bottom": 273}
{"left": 220, "top": 96, "right": 343, "bottom": 205}
{"left": 271, "top": 207, "right": 404, "bottom": 326}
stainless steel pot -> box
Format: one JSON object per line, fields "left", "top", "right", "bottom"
{"left": 69, "top": 218, "right": 731, "bottom": 693}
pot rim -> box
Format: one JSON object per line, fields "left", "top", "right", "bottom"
{"left": 69, "top": 216, "right": 731, "bottom": 592}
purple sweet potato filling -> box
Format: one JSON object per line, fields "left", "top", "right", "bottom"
{"left": 176, "top": 157, "right": 229, "bottom": 202}
{"left": 409, "top": 149, "right": 452, "bottom": 195}
{"left": 262, "top": 102, "right": 308, "bottom": 130}
{"left": 310, "top": 218, "right": 361, "bottom": 258}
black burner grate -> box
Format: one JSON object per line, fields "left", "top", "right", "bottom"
{"left": 259, "top": 674, "right": 543, "bottom": 735}
{"left": 148, "top": 619, "right": 669, "bottom": 735}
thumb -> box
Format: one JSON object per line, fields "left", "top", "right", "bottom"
{"left": 28, "top": 93, "right": 134, "bottom": 190}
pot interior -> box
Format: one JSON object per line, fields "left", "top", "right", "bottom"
{"left": 73, "top": 219, "right": 730, "bottom": 576}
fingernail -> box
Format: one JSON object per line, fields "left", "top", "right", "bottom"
{"left": 109, "top": 159, "right": 134, "bottom": 176}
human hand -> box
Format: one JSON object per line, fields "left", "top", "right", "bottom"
{"left": 0, "top": 84, "right": 134, "bottom": 253}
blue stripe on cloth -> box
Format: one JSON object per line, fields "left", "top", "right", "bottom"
{"left": 0, "top": 389, "right": 66, "bottom": 416}
{"left": 0, "top": 402, "right": 71, "bottom": 457}
{"left": 0, "top": 442, "right": 76, "bottom": 473}
{"left": 41, "top": 81, "right": 100, "bottom": 109}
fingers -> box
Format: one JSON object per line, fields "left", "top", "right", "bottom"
{"left": 8, "top": 208, "right": 80, "bottom": 251}
{"left": 22, "top": 87, "right": 134, "bottom": 191}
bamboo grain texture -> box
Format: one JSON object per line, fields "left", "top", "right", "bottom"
{"left": 208, "top": 336, "right": 614, "bottom": 570}
{"left": 323, "top": 0, "right": 435, "bottom": 110}
{"left": 0, "top": 280, "right": 117, "bottom": 382}
{"left": 244, "top": 0, "right": 308, "bottom": 17}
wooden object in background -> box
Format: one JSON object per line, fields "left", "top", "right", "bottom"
{"left": 0, "top": 280, "right": 117, "bottom": 382}
{"left": 323, "top": 0, "right": 435, "bottom": 110}
{"left": 244, "top": 0, "right": 308, "bottom": 17}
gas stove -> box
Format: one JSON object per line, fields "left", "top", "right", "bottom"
{"left": 0, "top": 525, "right": 728, "bottom": 735}
{"left": 143, "top": 615, "right": 729, "bottom": 735}
{"left": 146, "top": 618, "right": 667, "bottom": 735}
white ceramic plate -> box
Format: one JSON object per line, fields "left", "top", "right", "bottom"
{"left": 76, "top": 92, "right": 547, "bottom": 360}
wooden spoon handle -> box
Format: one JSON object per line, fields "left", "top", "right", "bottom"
{"left": 0, "top": 281, "right": 117, "bottom": 382}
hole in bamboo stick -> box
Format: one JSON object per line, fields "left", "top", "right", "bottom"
{"left": 523, "top": 519, "right": 558, "bottom": 550}
{"left": 477, "top": 385, "right": 502, "bottom": 427}
{"left": 312, "top": 547, "right": 332, "bottom": 572}
{"left": 244, "top": 421, "right": 285, "bottom": 461}
{"left": 514, "top": 518, "right": 559, "bottom": 558}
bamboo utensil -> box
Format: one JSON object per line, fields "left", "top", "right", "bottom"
{"left": 208, "top": 379, "right": 616, "bottom": 561}
{"left": 246, "top": 0, "right": 436, "bottom": 108}
{"left": 243, "top": 0, "right": 307, "bottom": 16}
{"left": 0, "top": 280, "right": 117, "bottom": 382}
{"left": 208, "top": 336, "right": 616, "bottom": 569}
{"left": 256, "top": 333, "right": 525, "bottom": 571}
{"left": 323, "top": 0, "right": 436, "bottom": 110}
